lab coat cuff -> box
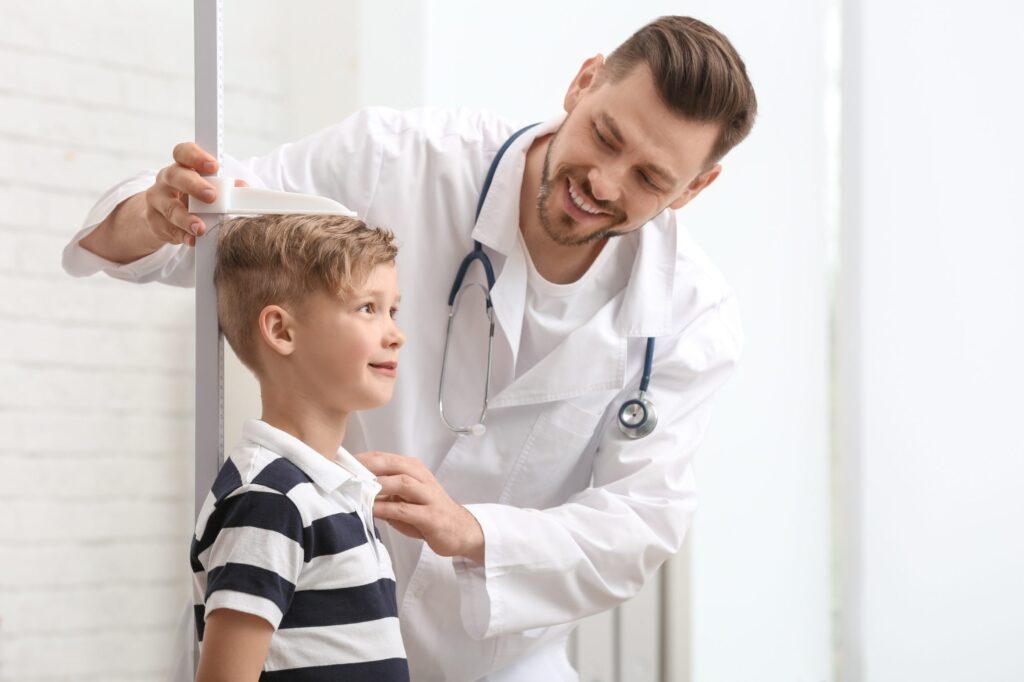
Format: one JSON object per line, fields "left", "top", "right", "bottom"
{"left": 454, "top": 503, "right": 507, "bottom": 639}
{"left": 61, "top": 173, "right": 180, "bottom": 283}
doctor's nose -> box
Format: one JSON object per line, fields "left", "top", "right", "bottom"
{"left": 587, "top": 166, "right": 622, "bottom": 204}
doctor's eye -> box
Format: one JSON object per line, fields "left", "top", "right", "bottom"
{"left": 639, "top": 171, "right": 661, "bottom": 192}
{"left": 592, "top": 124, "right": 613, "bottom": 149}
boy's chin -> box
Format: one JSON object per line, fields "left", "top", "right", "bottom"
{"left": 342, "top": 392, "right": 393, "bottom": 414}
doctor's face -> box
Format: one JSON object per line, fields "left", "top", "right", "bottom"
{"left": 536, "top": 61, "right": 722, "bottom": 246}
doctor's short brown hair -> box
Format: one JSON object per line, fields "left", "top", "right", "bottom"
{"left": 604, "top": 16, "right": 757, "bottom": 164}
{"left": 214, "top": 213, "right": 398, "bottom": 373}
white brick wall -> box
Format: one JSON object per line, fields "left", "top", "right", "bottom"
{"left": 0, "top": 1, "right": 292, "bottom": 679}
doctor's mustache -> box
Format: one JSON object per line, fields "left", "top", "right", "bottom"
{"left": 538, "top": 152, "right": 628, "bottom": 225}
{"left": 547, "top": 168, "right": 626, "bottom": 223}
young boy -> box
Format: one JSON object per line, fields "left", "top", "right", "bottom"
{"left": 190, "top": 213, "right": 408, "bottom": 681}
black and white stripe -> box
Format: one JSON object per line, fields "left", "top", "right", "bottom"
{"left": 191, "top": 430, "right": 408, "bottom": 681}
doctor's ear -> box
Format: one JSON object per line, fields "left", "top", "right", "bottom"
{"left": 258, "top": 304, "right": 297, "bottom": 357}
{"left": 669, "top": 164, "right": 722, "bottom": 211}
{"left": 564, "top": 54, "right": 606, "bottom": 112}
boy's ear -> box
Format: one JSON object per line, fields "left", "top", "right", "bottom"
{"left": 258, "top": 305, "right": 296, "bottom": 357}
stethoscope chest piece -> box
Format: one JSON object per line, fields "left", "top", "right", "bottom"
{"left": 617, "top": 393, "right": 658, "bottom": 439}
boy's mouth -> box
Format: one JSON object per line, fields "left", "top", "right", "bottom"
{"left": 369, "top": 361, "right": 398, "bottom": 377}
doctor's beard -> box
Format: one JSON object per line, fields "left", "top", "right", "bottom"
{"left": 536, "top": 136, "right": 628, "bottom": 247}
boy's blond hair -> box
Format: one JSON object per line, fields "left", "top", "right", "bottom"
{"left": 214, "top": 213, "right": 398, "bottom": 372}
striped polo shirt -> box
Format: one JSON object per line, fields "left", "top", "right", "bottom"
{"left": 190, "top": 419, "right": 408, "bottom": 681}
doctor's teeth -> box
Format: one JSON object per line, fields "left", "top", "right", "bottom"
{"left": 569, "top": 185, "right": 601, "bottom": 215}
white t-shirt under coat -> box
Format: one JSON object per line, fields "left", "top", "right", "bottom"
{"left": 516, "top": 230, "right": 638, "bottom": 379}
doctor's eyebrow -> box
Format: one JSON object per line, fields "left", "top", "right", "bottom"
{"left": 598, "top": 112, "right": 678, "bottom": 187}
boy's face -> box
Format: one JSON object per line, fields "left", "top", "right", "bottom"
{"left": 289, "top": 262, "right": 404, "bottom": 414}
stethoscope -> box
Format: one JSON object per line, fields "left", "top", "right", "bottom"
{"left": 438, "top": 125, "right": 658, "bottom": 440}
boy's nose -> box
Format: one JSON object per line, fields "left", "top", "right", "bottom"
{"left": 386, "top": 321, "right": 405, "bottom": 349}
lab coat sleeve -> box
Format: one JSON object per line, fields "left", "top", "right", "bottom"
{"left": 60, "top": 171, "right": 200, "bottom": 287}
{"left": 61, "top": 108, "right": 390, "bottom": 286}
{"left": 453, "top": 292, "right": 743, "bottom": 639}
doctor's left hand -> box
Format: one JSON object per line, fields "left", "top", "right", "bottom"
{"left": 355, "top": 451, "right": 485, "bottom": 564}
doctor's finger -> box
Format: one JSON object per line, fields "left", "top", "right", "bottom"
{"left": 158, "top": 162, "right": 218, "bottom": 204}
{"left": 373, "top": 499, "right": 430, "bottom": 530}
{"left": 382, "top": 518, "right": 424, "bottom": 541}
{"left": 147, "top": 188, "right": 201, "bottom": 240}
{"left": 172, "top": 141, "right": 218, "bottom": 175}
{"left": 376, "top": 474, "right": 433, "bottom": 504}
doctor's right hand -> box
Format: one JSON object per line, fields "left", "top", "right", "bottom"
{"left": 142, "top": 143, "right": 247, "bottom": 248}
{"left": 79, "top": 143, "right": 248, "bottom": 264}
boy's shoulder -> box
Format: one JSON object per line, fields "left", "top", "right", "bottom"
{"left": 211, "top": 441, "right": 314, "bottom": 500}
{"left": 191, "top": 443, "right": 311, "bottom": 566}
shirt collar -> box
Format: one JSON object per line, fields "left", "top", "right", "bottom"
{"left": 241, "top": 419, "right": 376, "bottom": 492}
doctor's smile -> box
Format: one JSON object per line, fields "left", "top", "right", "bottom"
{"left": 565, "top": 177, "right": 615, "bottom": 218}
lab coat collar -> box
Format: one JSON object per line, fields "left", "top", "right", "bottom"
{"left": 468, "top": 115, "right": 563, "bottom": 365}
{"left": 240, "top": 418, "right": 377, "bottom": 493}
{"left": 614, "top": 210, "right": 678, "bottom": 338}
{"left": 469, "top": 111, "right": 678, "bottom": 340}
{"left": 470, "top": 114, "right": 563, "bottom": 256}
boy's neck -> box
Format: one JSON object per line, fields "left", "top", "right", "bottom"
{"left": 259, "top": 389, "right": 349, "bottom": 462}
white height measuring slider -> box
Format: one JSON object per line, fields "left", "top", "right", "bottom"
{"left": 189, "top": 178, "right": 357, "bottom": 216}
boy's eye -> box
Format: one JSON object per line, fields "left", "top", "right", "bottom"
{"left": 358, "top": 303, "right": 374, "bottom": 314}
{"left": 390, "top": 307, "right": 399, "bottom": 320}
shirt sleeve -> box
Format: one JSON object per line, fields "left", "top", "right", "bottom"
{"left": 61, "top": 107, "right": 391, "bottom": 286}
{"left": 199, "top": 487, "right": 306, "bottom": 629}
{"left": 453, "top": 293, "right": 743, "bottom": 639}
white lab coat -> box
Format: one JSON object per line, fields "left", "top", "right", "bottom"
{"left": 63, "top": 108, "right": 742, "bottom": 681}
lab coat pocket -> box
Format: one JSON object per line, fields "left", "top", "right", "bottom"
{"left": 501, "top": 401, "right": 604, "bottom": 509}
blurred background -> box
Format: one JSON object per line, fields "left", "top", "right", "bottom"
{"left": 1, "top": 0, "right": 1021, "bottom": 680}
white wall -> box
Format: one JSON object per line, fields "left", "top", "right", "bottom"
{"left": 840, "top": 1, "right": 1024, "bottom": 680}
{"left": 0, "top": 2, "right": 196, "bottom": 678}
{"left": 0, "top": 1, "right": 342, "bottom": 678}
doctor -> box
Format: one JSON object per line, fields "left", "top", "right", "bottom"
{"left": 64, "top": 16, "right": 756, "bottom": 681}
